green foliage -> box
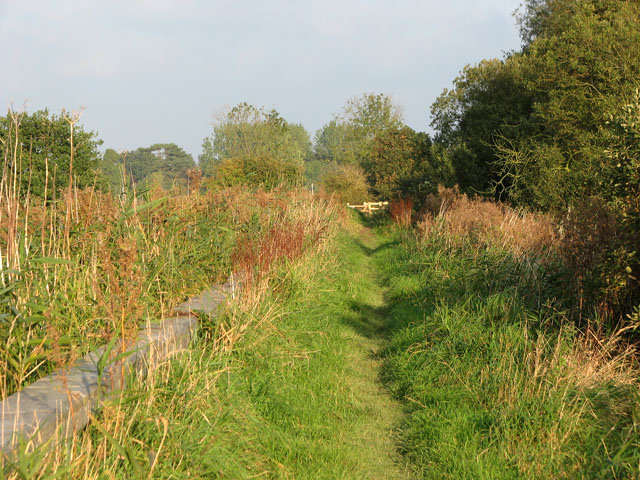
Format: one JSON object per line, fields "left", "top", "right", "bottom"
{"left": 430, "top": 57, "right": 532, "bottom": 194}
{"left": 377, "top": 229, "right": 640, "bottom": 478}
{"left": 343, "top": 92, "right": 404, "bottom": 136}
{"left": 604, "top": 90, "right": 640, "bottom": 233}
{"left": 214, "top": 153, "right": 304, "bottom": 190}
{"left": 199, "top": 103, "right": 306, "bottom": 188}
{"left": 0, "top": 109, "right": 102, "bottom": 197}
{"left": 312, "top": 119, "right": 359, "bottom": 165}
{"left": 118, "top": 143, "right": 195, "bottom": 190}
{"left": 98, "top": 148, "right": 124, "bottom": 193}
{"left": 287, "top": 122, "right": 313, "bottom": 162}
{"left": 496, "top": 0, "right": 640, "bottom": 210}
{"left": 364, "top": 126, "right": 454, "bottom": 203}
{"left": 320, "top": 163, "right": 370, "bottom": 203}
{"left": 313, "top": 92, "right": 404, "bottom": 167}
{"left": 431, "top": 0, "right": 640, "bottom": 209}
{"left": 0, "top": 187, "right": 236, "bottom": 399}
{"left": 430, "top": 0, "right": 640, "bottom": 316}
{"left": 515, "top": 0, "right": 552, "bottom": 47}
{"left": 312, "top": 93, "right": 446, "bottom": 204}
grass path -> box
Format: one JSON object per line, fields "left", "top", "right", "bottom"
{"left": 121, "top": 221, "right": 418, "bottom": 478}
{"left": 331, "top": 224, "right": 415, "bottom": 479}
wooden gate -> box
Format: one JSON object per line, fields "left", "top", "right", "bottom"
{"left": 346, "top": 201, "right": 389, "bottom": 214}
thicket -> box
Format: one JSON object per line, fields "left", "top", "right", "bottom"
{"left": 421, "top": 0, "right": 640, "bottom": 328}
{"left": 1, "top": 180, "right": 342, "bottom": 479}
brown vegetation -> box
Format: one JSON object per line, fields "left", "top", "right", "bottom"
{"left": 418, "top": 186, "right": 558, "bottom": 259}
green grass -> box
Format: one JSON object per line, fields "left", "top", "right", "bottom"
{"left": 131, "top": 226, "right": 415, "bottom": 478}
{"left": 8, "top": 212, "right": 640, "bottom": 478}
{"left": 6, "top": 216, "right": 416, "bottom": 478}
{"left": 374, "top": 228, "right": 640, "bottom": 478}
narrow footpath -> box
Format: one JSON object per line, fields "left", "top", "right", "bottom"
{"left": 201, "top": 222, "right": 418, "bottom": 478}
{"left": 330, "top": 225, "right": 415, "bottom": 479}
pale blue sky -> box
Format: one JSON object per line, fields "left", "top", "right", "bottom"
{"left": 0, "top": 0, "right": 523, "bottom": 160}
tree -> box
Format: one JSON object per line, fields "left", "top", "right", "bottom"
{"left": 199, "top": 103, "right": 306, "bottom": 188}
{"left": 496, "top": 0, "right": 640, "bottom": 210}
{"left": 602, "top": 91, "right": 640, "bottom": 234}
{"left": 515, "top": 0, "right": 552, "bottom": 47}
{"left": 103, "top": 143, "right": 195, "bottom": 191}
{"left": 430, "top": 57, "right": 532, "bottom": 195}
{"left": 288, "top": 123, "right": 312, "bottom": 162}
{"left": 0, "top": 109, "right": 102, "bottom": 197}
{"left": 342, "top": 92, "right": 404, "bottom": 139}
{"left": 98, "top": 148, "right": 123, "bottom": 193}
{"left": 364, "top": 127, "right": 454, "bottom": 204}
{"left": 313, "top": 93, "right": 404, "bottom": 168}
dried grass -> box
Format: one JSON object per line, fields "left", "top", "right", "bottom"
{"left": 389, "top": 197, "right": 413, "bottom": 227}
{"left": 418, "top": 186, "right": 559, "bottom": 259}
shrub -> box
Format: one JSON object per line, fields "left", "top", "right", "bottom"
{"left": 561, "top": 197, "right": 639, "bottom": 318}
{"left": 389, "top": 198, "right": 413, "bottom": 227}
{"left": 320, "top": 164, "right": 370, "bottom": 204}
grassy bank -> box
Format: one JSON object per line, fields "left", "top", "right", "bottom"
{"left": 375, "top": 210, "right": 640, "bottom": 477}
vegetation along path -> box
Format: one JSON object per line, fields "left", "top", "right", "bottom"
{"left": 67, "top": 218, "right": 418, "bottom": 478}
{"left": 174, "top": 221, "right": 417, "bottom": 478}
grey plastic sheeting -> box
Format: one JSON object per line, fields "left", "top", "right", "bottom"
{"left": 0, "top": 279, "right": 235, "bottom": 456}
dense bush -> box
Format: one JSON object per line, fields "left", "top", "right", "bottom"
{"left": 428, "top": 0, "right": 640, "bottom": 321}
{"left": 0, "top": 109, "right": 102, "bottom": 197}
{"left": 320, "top": 164, "right": 370, "bottom": 204}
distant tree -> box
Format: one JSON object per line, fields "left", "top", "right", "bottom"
{"left": 306, "top": 120, "right": 353, "bottom": 184}
{"left": 342, "top": 92, "right": 404, "bottom": 140}
{"left": 199, "top": 103, "right": 306, "bottom": 188}
{"left": 288, "top": 122, "right": 312, "bottom": 162}
{"left": 313, "top": 93, "right": 404, "bottom": 168}
{"left": 98, "top": 148, "right": 123, "bottom": 193}
{"left": 104, "top": 143, "right": 195, "bottom": 191}
{"left": 312, "top": 120, "right": 358, "bottom": 165}
{"left": 0, "top": 109, "right": 102, "bottom": 197}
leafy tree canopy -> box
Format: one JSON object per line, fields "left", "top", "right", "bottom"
{"left": 430, "top": 56, "right": 533, "bottom": 195}
{"left": 364, "top": 126, "right": 454, "bottom": 204}
{"left": 98, "top": 148, "right": 123, "bottom": 193}
{"left": 199, "top": 103, "right": 307, "bottom": 188}
{"left": 312, "top": 93, "right": 404, "bottom": 167}
{"left": 497, "top": 0, "right": 640, "bottom": 210}
{"left": 102, "top": 143, "right": 195, "bottom": 191}
{"left": 430, "top": 0, "right": 640, "bottom": 209}
{"left": 0, "top": 109, "right": 102, "bottom": 197}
